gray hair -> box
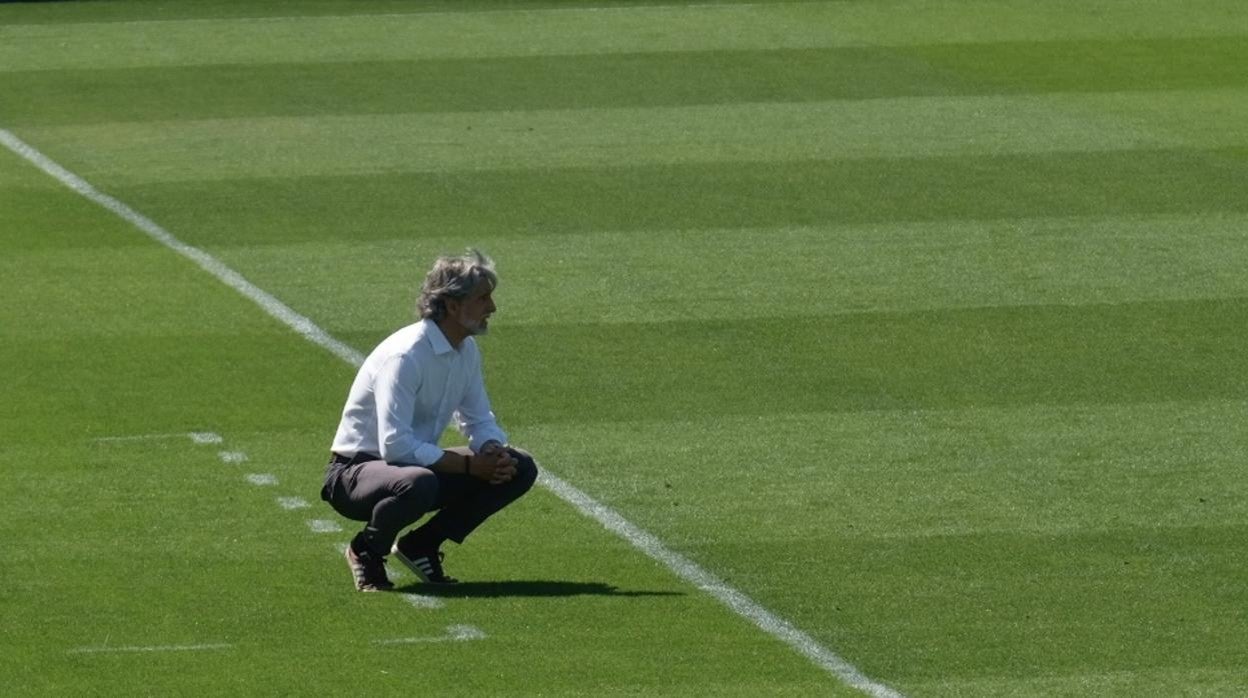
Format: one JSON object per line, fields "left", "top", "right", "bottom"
{"left": 416, "top": 249, "right": 498, "bottom": 321}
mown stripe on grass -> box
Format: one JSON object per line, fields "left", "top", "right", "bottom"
{"left": 911, "top": 668, "right": 1248, "bottom": 698}
{"left": 0, "top": 0, "right": 799, "bottom": 25}
{"left": 739, "top": 524, "right": 1248, "bottom": 684}
{"left": 3, "top": 0, "right": 1246, "bottom": 71}
{"left": 480, "top": 296, "right": 1248, "bottom": 425}
{"left": 7, "top": 37, "right": 1246, "bottom": 126}
{"left": 18, "top": 89, "right": 1248, "bottom": 183}
{"left": 0, "top": 4, "right": 858, "bottom": 72}
{"left": 200, "top": 212, "right": 1248, "bottom": 330}
{"left": 101, "top": 146, "right": 1248, "bottom": 246}
{"left": 520, "top": 398, "right": 1248, "bottom": 539}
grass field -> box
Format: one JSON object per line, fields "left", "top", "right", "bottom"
{"left": 2, "top": 1, "right": 1247, "bottom": 695}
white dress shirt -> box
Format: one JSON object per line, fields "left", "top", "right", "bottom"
{"left": 331, "top": 319, "right": 507, "bottom": 466}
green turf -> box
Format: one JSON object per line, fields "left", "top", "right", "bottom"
{"left": 7, "top": 37, "right": 1247, "bottom": 127}
{"left": 3, "top": 1, "right": 1247, "bottom": 72}
{"left": 89, "top": 149, "right": 1248, "bottom": 246}
{"left": 0, "top": 145, "right": 842, "bottom": 697}
{"left": 3, "top": 1, "right": 1247, "bottom": 696}
{"left": 193, "top": 215, "right": 1248, "bottom": 329}
{"left": 523, "top": 403, "right": 1248, "bottom": 686}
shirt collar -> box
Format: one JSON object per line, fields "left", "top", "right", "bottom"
{"left": 423, "top": 318, "right": 455, "bottom": 355}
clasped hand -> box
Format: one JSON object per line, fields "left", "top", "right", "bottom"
{"left": 471, "top": 442, "right": 517, "bottom": 485}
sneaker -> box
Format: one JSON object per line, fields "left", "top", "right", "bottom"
{"left": 345, "top": 544, "right": 393, "bottom": 592}
{"left": 391, "top": 542, "right": 460, "bottom": 585}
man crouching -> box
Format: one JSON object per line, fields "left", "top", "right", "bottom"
{"left": 320, "top": 249, "right": 537, "bottom": 591}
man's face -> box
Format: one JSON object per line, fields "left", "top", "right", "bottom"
{"left": 450, "top": 281, "right": 496, "bottom": 335}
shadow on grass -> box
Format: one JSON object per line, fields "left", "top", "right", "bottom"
{"left": 395, "top": 580, "right": 682, "bottom": 598}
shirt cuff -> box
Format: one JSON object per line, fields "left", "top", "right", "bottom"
{"left": 469, "top": 431, "right": 508, "bottom": 453}
{"left": 411, "top": 442, "right": 446, "bottom": 467}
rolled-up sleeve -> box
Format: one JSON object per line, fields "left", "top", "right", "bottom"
{"left": 374, "top": 354, "right": 445, "bottom": 466}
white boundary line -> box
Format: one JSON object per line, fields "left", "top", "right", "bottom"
{"left": 277, "top": 496, "right": 311, "bottom": 510}
{"left": 1, "top": 127, "right": 902, "bottom": 698}
{"left": 244, "top": 473, "right": 279, "bottom": 486}
{"left": 306, "top": 519, "right": 343, "bottom": 533}
{"left": 0, "top": 129, "right": 366, "bottom": 369}
{"left": 93, "top": 431, "right": 223, "bottom": 444}
{"left": 399, "top": 592, "right": 445, "bottom": 610}
{"left": 540, "top": 469, "right": 900, "bottom": 697}
{"left": 373, "top": 624, "right": 485, "bottom": 645}
{"left": 69, "top": 643, "right": 233, "bottom": 654}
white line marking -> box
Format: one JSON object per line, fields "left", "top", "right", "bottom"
{"left": 446, "top": 624, "right": 486, "bottom": 641}
{"left": 2, "top": 126, "right": 901, "bottom": 697}
{"left": 447, "top": 624, "right": 486, "bottom": 641}
{"left": 218, "top": 450, "right": 248, "bottom": 464}
{"left": 373, "top": 625, "right": 485, "bottom": 645}
{"left": 400, "top": 593, "right": 446, "bottom": 610}
{"left": 92, "top": 431, "right": 222, "bottom": 444}
{"left": 306, "top": 519, "right": 342, "bottom": 533}
{"left": 68, "top": 643, "right": 233, "bottom": 654}
{"left": 276, "top": 496, "right": 310, "bottom": 510}
{"left": 245, "top": 473, "right": 278, "bottom": 486}
{"left": 0, "top": 128, "right": 366, "bottom": 368}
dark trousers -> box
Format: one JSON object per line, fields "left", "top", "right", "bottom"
{"left": 320, "top": 448, "right": 538, "bottom": 558}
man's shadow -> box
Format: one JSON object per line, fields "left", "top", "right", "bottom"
{"left": 395, "top": 580, "right": 682, "bottom": 598}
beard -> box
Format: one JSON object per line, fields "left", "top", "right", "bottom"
{"left": 459, "top": 311, "right": 490, "bottom": 336}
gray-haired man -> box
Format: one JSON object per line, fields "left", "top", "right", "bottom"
{"left": 320, "top": 250, "right": 538, "bottom": 591}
